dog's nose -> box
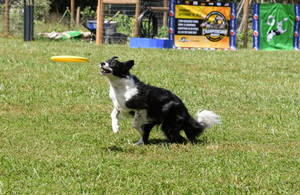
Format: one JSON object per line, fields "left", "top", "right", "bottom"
{"left": 99, "top": 62, "right": 105, "bottom": 67}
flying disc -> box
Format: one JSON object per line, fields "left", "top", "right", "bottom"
{"left": 51, "top": 56, "right": 88, "bottom": 63}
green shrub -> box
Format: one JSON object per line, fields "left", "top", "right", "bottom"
{"left": 34, "top": 0, "right": 51, "bottom": 22}
{"left": 107, "top": 14, "right": 135, "bottom": 36}
{"left": 9, "top": 0, "right": 51, "bottom": 22}
{"left": 157, "top": 25, "right": 169, "bottom": 38}
{"left": 81, "top": 6, "right": 96, "bottom": 24}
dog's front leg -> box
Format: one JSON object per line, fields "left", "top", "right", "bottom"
{"left": 132, "top": 111, "right": 145, "bottom": 145}
{"left": 132, "top": 110, "right": 154, "bottom": 145}
{"left": 111, "top": 107, "right": 120, "bottom": 133}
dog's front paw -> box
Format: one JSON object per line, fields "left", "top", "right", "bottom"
{"left": 112, "top": 127, "right": 119, "bottom": 133}
{"left": 112, "top": 121, "right": 119, "bottom": 133}
{"left": 134, "top": 138, "right": 144, "bottom": 146}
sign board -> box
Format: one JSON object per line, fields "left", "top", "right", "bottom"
{"left": 253, "top": 4, "right": 300, "bottom": 50}
{"left": 169, "top": 0, "right": 237, "bottom": 50}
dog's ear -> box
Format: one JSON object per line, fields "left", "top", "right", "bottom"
{"left": 111, "top": 56, "right": 119, "bottom": 60}
{"left": 124, "top": 60, "right": 134, "bottom": 70}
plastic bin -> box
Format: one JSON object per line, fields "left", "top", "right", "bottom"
{"left": 87, "top": 20, "right": 117, "bottom": 35}
{"left": 129, "top": 38, "right": 173, "bottom": 48}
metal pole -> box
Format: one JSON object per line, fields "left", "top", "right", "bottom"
{"left": 24, "top": 0, "right": 34, "bottom": 41}
{"left": 24, "top": 0, "right": 29, "bottom": 41}
{"left": 30, "top": 0, "right": 34, "bottom": 41}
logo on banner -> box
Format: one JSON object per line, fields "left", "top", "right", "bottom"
{"left": 178, "top": 37, "right": 192, "bottom": 42}
{"left": 230, "top": 30, "right": 235, "bottom": 36}
{"left": 201, "top": 11, "right": 228, "bottom": 42}
{"left": 266, "top": 16, "right": 288, "bottom": 42}
{"left": 169, "top": 11, "right": 174, "bottom": 17}
{"left": 231, "top": 14, "right": 235, "bottom": 20}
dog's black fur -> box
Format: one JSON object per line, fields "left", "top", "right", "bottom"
{"left": 100, "top": 56, "right": 220, "bottom": 145}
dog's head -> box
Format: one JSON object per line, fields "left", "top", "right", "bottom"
{"left": 99, "top": 56, "right": 134, "bottom": 78}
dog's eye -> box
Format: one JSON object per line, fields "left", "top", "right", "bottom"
{"left": 109, "top": 62, "right": 116, "bottom": 67}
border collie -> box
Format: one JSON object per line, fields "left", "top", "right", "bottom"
{"left": 99, "top": 56, "right": 221, "bottom": 145}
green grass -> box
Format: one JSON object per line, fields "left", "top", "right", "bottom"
{"left": 0, "top": 38, "right": 299, "bottom": 194}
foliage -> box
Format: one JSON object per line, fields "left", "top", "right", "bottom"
{"left": 50, "top": 0, "right": 98, "bottom": 13}
{"left": 8, "top": 0, "right": 51, "bottom": 22}
{"left": 0, "top": 0, "right": 50, "bottom": 35}
{"left": 0, "top": 38, "right": 300, "bottom": 194}
{"left": 237, "top": 29, "right": 254, "bottom": 48}
{"left": 157, "top": 25, "right": 169, "bottom": 38}
{"left": 106, "top": 14, "right": 135, "bottom": 36}
{"left": 0, "top": 0, "right": 51, "bottom": 34}
{"left": 7, "top": 1, "right": 23, "bottom": 32}
{"left": 80, "top": 6, "right": 96, "bottom": 24}
{"left": 34, "top": 0, "right": 51, "bottom": 22}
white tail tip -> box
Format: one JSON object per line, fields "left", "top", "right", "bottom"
{"left": 196, "top": 110, "right": 221, "bottom": 128}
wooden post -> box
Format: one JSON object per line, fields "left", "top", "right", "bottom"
{"left": 163, "top": 0, "right": 168, "bottom": 27}
{"left": 76, "top": 7, "right": 80, "bottom": 25}
{"left": 243, "top": 0, "right": 250, "bottom": 48}
{"left": 70, "top": 0, "right": 75, "bottom": 28}
{"left": 5, "top": 0, "right": 9, "bottom": 35}
{"left": 96, "top": 0, "right": 104, "bottom": 45}
{"left": 134, "top": 0, "right": 140, "bottom": 37}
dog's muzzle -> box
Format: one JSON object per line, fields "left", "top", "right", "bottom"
{"left": 99, "top": 62, "right": 112, "bottom": 75}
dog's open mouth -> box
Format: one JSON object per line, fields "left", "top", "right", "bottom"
{"left": 100, "top": 67, "right": 112, "bottom": 75}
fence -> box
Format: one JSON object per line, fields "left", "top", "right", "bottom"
{"left": 0, "top": 0, "right": 51, "bottom": 37}
{"left": 0, "top": 0, "right": 298, "bottom": 48}
{"left": 0, "top": 0, "right": 23, "bottom": 36}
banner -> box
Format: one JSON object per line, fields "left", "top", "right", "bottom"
{"left": 169, "top": 1, "right": 236, "bottom": 50}
{"left": 253, "top": 4, "right": 300, "bottom": 50}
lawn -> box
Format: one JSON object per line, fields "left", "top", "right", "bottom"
{"left": 0, "top": 38, "right": 299, "bottom": 194}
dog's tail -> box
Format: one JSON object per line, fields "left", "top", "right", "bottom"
{"left": 184, "top": 110, "right": 221, "bottom": 142}
{"left": 196, "top": 110, "right": 221, "bottom": 129}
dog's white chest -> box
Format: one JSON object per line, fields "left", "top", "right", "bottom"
{"left": 109, "top": 77, "right": 138, "bottom": 111}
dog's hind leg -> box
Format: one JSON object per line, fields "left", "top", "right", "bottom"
{"left": 183, "top": 128, "right": 197, "bottom": 144}
{"left": 161, "top": 102, "right": 187, "bottom": 144}
{"left": 162, "top": 120, "right": 187, "bottom": 144}
{"left": 111, "top": 107, "right": 120, "bottom": 133}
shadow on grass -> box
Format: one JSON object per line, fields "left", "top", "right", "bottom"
{"left": 147, "top": 135, "right": 209, "bottom": 145}
{"left": 147, "top": 138, "right": 169, "bottom": 145}
{"left": 102, "top": 136, "right": 209, "bottom": 153}
{"left": 103, "top": 145, "right": 125, "bottom": 152}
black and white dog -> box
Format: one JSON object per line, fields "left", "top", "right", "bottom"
{"left": 99, "top": 56, "right": 220, "bottom": 145}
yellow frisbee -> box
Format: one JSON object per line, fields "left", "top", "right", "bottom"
{"left": 51, "top": 56, "right": 88, "bottom": 63}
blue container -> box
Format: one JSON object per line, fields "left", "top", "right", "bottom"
{"left": 129, "top": 38, "right": 173, "bottom": 49}
{"left": 87, "top": 20, "right": 97, "bottom": 30}
{"left": 87, "top": 20, "right": 117, "bottom": 35}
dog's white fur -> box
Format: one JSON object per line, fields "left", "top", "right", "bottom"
{"left": 108, "top": 77, "right": 137, "bottom": 133}
{"left": 196, "top": 110, "right": 221, "bottom": 129}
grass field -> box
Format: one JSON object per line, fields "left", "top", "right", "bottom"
{"left": 0, "top": 38, "right": 299, "bottom": 194}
